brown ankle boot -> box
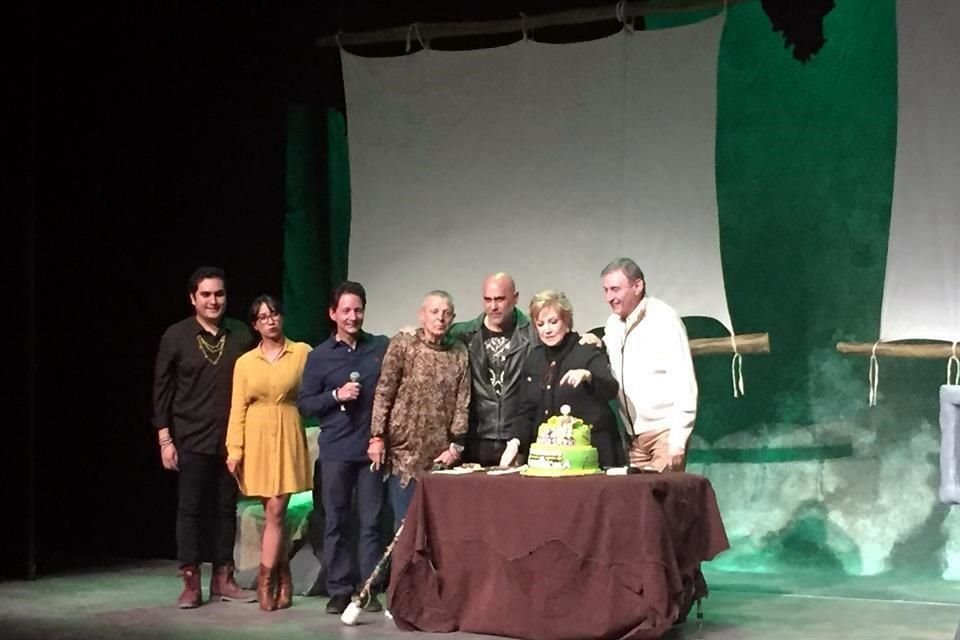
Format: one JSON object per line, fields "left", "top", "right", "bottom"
{"left": 210, "top": 562, "right": 256, "bottom": 603}
{"left": 275, "top": 561, "right": 292, "bottom": 609}
{"left": 257, "top": 564, "right": 278, "bottom": 612}
{"left": 177, "top": 565, "right": 202, "bottom": 609}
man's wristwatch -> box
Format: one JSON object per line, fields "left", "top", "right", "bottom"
{"left": 449, "top": 443, "right": 465, "bottom": 455}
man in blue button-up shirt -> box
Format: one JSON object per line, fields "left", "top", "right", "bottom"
{"left": 298, "top": 281, "right": 389, "bottom": 615}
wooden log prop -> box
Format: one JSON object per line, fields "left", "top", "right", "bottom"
{"left": 836, "top": 341, "right": 959, "bottom": 359}
{"left": 690, "top": 332, "right": 770, "bottom": 357}
{"left": 837, "top": 340, "right": 960, "bottom": 406}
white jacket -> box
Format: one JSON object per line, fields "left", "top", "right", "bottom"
{"left": 603, "top": 296, "right": 698, "bottom": 452}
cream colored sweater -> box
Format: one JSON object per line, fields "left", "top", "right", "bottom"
{"left": 603, "top": 297, "right": 698, "bottom": 452}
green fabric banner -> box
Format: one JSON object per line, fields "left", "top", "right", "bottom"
{"left": 648, "top": 1, "right": 898, "bottom": 441}
{"left": 282, "top": 105, "right": 351, "bottom": 347}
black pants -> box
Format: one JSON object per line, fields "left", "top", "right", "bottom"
{"left": 176, "top": 450, "right": 238, "bottom": 567}
{"left": 592, "top": 429, "right": 626, "bottom": 469}
{"left": 462, "top": 438, "right": 508, "bottom": 467}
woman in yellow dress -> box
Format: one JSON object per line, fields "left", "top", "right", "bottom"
{"left": 226, "top": 295, "right": 312, "bottom": 611}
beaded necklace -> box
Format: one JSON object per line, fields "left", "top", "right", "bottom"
{"left": 196, "top": 333, "right": 226, "bottom": 365}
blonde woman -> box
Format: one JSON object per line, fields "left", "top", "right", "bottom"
{"left": 502, "top": 289, "right": 623, "bottom": 468}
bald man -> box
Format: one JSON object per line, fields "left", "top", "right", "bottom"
{"left": 448, "top": 273, "right": 538, "bottom": 466}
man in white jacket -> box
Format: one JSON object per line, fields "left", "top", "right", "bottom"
{"left": 601, "top": 258, "right": 698, "bottom": 471}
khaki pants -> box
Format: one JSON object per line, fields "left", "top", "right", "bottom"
{"left": 628, "top": 428, "right": 685, "bottom": 472}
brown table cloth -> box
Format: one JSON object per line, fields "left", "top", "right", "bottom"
{"left": 387, "top": 472, "right": 729, "bottom": 640}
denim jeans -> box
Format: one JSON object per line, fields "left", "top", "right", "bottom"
{"left": 386, "top": 475, "right": 417, "bottom": 532}
{"left": 321, "top": 460, "right": 385, "bottom": 596}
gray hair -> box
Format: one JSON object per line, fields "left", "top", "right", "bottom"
{"left": 601, "top": 257, "right": 645, "bottom": 283}
{"left": 424, "top": 289, "right": 454, "bottom": 307}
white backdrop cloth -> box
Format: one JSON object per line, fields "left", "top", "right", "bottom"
{"left": 880, "top": 0, "right": 960, "bottom": 343}
{"left": 342, "top": 15, "right": 732, "bottom": 335}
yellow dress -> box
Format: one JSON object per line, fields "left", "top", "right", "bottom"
{"left": 226, "top": 340, "right": 312, "bottom": 497}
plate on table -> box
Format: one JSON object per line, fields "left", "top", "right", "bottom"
{"left": 486, "top": 465, "right": 526, "bottom": 476}
{"left": 432, "top": 467, "right": 480, "bottom": 475}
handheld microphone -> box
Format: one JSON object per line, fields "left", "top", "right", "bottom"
{"left": 340, "top": 371, "right": 361, "bottom": 412}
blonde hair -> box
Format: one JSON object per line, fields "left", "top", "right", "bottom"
{"left": 529, "top": 289, "right": 574, "bottom": 329}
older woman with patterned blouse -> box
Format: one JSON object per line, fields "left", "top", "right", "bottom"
{"left": 368, "top": 290, "right": 471, "bottom": 530}
{"left": 226, "top": 295, "right": 312, "bottom": 612}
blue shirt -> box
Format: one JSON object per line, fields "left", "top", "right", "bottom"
{"left": 297, "top": 332, "right": 390, "bottom": 462}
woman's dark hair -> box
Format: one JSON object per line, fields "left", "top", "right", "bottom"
{"left": 249, "top": 294, "right": 283, "bottom": 325}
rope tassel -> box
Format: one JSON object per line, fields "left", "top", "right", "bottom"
{"left": 948, "top": 342, "right": 959, "bottom": 386}
{"left": 868, "top": 341, "right": 880, "bottom": 407}
{"left": 729, "top": 333, "right": 744, "bottom": 397}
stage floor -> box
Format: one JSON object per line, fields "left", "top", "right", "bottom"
{"left": 0, "top": 561, "right": 957, "bottom": 640}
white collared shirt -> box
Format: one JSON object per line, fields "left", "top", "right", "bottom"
{"left": 603, "top": 296, "right": 698, "bottom": 452}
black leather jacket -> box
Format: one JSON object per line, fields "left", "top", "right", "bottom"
{"left": 513, "top": 332, "right": 619, "bottom": 449}
{"left": 449, "top": 309, "right": 537, "bottom": 442}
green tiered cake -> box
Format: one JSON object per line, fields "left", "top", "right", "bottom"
{"left": 521, "top": 405, "right": 602, "bottom": 477}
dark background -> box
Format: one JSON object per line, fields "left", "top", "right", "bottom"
{"left": 15, "top": 0, "right": 683, "bottom": 580}
{"left": 18, "top": 2, "right": 328, "bottom": 578}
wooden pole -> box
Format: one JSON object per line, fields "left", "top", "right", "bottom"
{"left": 836, "top": 341, "right": 959, "bottom": 359}
{"left": 690, "top": 332, "right": 770, "bottom": 356}
{"left": 317, "top": 0, "right": 750, "bottom": 49}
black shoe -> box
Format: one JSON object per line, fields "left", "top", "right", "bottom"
{"left": 362, "top": 594, "right": 383, "bottom": 613}
{"left": 325, "top": 593, "right": 352, "bottom": 615}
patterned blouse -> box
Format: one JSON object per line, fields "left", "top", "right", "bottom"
{"left": 371, "top": 330, "right": 471, "bottom": 486}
